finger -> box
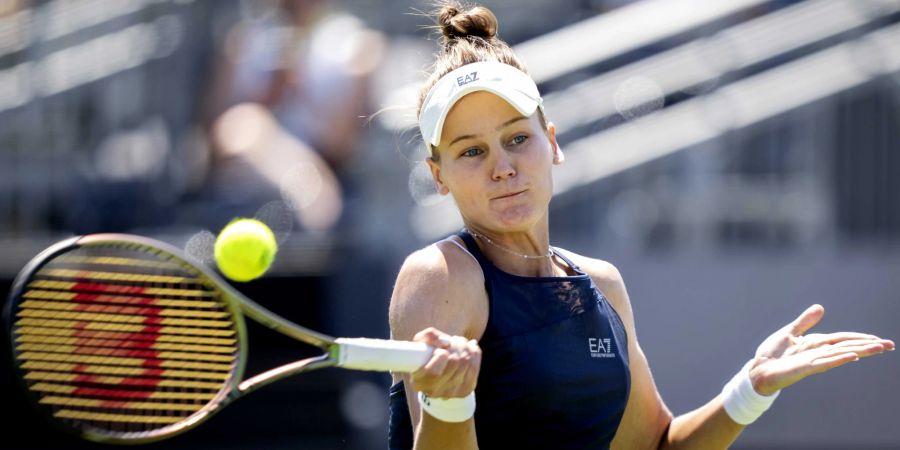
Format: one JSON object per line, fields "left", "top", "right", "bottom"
{"left": 447, "top": 335, "right": 471, "bottom": 355}
{"left": 828, "top": 339, "right": 888, "bottom": 352}
{"left": 828, "top": 338, "right": 890, "bottom": 351}
{"left": 412, "top": 348, "right": 450, "bottom": 384}
{"left": 432, "top": 352, "right": 467, "bottom": 397}
{"left": 456, "top": 362, "right": 479, "bottom": 397}
{"left": 413, "top": 348, "right": 450, "bottom": 391}
{"left": 455, "top": 340, "right": 482, "bottom": 396}
{"left": 800, "top": 334, "right": 887, "bottom": 352}
{"left": 803, "top": 332, "right": 879, "bottom": 346}
{"left": 413, "top": 327, "right": 452, "bottom": 348}
{"left": 808, "top": 352, "right": 859, "bottom": 374}
{"left": 787, "top": 304, "right": 825, "bottom": 336}
{"left": 467, "top": 339, "right": 482, "bottom": 365}
{"left": 438, "top": 338, "right": 481, "bottom": 397}
{"left": 814, "top": 342, "right": 887, "bottom": 361}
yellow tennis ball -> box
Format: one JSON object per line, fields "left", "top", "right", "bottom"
{"left": 214, "top": 218, "right": 277, "bottom": 282}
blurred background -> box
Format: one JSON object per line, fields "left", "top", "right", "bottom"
{"left": 1, "top": 0, "right": 898, "bottom": 448}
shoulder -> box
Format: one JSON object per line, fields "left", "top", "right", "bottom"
{"left": 391, "top": 239, "right": 484, "bottom": 300}
{"left": 555, "top": 249, "right": 634, "bottom": 327}
{"left": 388, "top": 238, "right": 488, "bottom": 340}
{"left": 556, "top": 249, "right": 625, "bottom": 296}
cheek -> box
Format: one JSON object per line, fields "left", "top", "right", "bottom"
{"left": 525, "top": 145, "right": 555, "bottom": 200}
{"left": 442, "top": 169, "right": 481, "bottom": 204}
{"left": 524, "top": 141, "right": 555, "bottom": 177}
{"left": 450, "top": 180, "right": 483, "bottom": 207}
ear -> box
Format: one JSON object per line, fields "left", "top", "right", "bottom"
{"left": 426, "top": 156, "right": 450, "bottom": 195}
{"left": 547, "top": 121, "right": 565, "bottom": 165}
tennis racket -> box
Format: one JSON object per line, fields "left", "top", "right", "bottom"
{"left": 3, "top": 234, "right": 432, "bottom": 444}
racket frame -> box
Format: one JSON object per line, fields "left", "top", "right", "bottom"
{"left": 4, "top": 234, "right": 345, "bottom": 444}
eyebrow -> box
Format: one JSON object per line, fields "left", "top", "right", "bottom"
{"left": 446, "top": 116, "right": 529, "bottom": 147}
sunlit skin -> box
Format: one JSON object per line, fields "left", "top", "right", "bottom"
{"left": 392, "top": 89, "right": 895, "bottom": 450}
{"left": 427, "top": 91, "right": 565, "bottom": 277}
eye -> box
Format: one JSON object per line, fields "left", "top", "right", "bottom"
{"left": 510, "top": 134, "right": 528, "bottom": 145}
{"left": 460, "top": 147, "right": 483, "bottom": 158}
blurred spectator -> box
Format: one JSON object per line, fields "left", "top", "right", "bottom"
{"left": 208, "top": 102, "right": 343, "bottom": 233}
{"left": 205, "top": 0, "right": 385, "bottom": 172}
{"left": 200, "top": 0, "right": 386, "bottom": 233}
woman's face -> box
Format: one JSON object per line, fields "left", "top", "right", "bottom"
{"left": 427, "top": 91, "right": 563, "bottom": 232}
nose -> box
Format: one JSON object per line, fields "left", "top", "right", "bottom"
{"left": 491, "top": 149, "right": 516, "bottom": 181}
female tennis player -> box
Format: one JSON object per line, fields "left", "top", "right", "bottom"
{"left": 387, "top": 3, "right": 895, "bottom": 449}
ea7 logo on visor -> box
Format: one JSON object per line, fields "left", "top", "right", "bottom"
{"left": 457, "top": 71, "right": 479, "bottom": 86}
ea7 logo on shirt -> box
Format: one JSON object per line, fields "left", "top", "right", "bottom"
{"left": 588, "top": 338, "right": 615, "bottom": 358}
{"left": 457, "top": 71, "right": 479, "bottom": 86}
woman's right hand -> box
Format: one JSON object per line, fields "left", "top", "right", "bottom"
{"left": 411, "top": 327, "right": 482, "bottom": 399}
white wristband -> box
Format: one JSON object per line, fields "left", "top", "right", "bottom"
{"left": 721, "top": 360, "right": 780, "bottom": 425}
{"left": 418, "top": 391, "right": 476, "bottom": 423}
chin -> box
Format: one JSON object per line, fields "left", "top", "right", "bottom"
{"left": 490, "top": 208, "right": 541, "bottom": 230}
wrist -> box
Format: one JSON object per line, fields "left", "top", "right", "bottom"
{"left": 418, "top": 391, "right": 476, "bottom": 423}
{"left": 747, "top": 359, "right": 778, "bottom": 397}
{"left": 721, "top": 360, "right": 780, "bottom": 425}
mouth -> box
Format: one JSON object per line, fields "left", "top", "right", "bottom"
{"left": 492, "top": 189, "right": 527, "bottom": 200}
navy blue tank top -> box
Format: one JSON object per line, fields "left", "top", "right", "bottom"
{"left": 388, "top": 231, "right": 631, "bottom": 450}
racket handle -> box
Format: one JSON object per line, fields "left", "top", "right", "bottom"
{"left": 335, "top": 338, "right": 432, "bottom": 372}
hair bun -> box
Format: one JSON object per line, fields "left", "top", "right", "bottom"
{"left": 438, "top": 4, "right": 498, "bottom": 44}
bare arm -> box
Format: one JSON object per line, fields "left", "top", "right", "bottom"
{"left": 575, "top": 257, "right": 894, "bottom": 450}
{"left": 580, "top": 259, "right": 751, "bottom": 449}
{"left": 660, "top": 304, "right": 894, "bottom": 449}
{"left": 582, "top": 260, "right": 675, "bottom": 450}
{"left": 389, "top": 242, "right": 488, "bottom": 450}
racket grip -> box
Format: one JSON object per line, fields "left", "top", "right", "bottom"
{"left": 335, "top": 338, "right": 432, "bottom": 372}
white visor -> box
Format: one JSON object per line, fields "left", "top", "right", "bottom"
{"left": 419, "top": 61, "right": 543, "bottom": 148}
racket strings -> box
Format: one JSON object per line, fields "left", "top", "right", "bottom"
{"left": 12, "top": 244, "right": 239, "bottom": 435}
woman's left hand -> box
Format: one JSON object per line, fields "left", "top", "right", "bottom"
{"left": 748, "top": 304, "right": 894, "bottom": 396}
